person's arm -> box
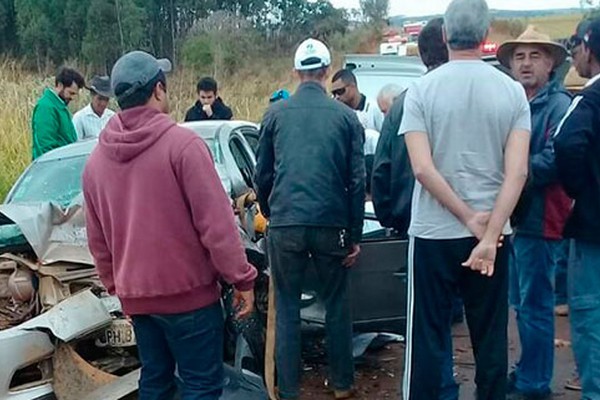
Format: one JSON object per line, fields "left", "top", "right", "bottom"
{"left": 82, "top": 180, "right": 115, "bottom": 295}
{"left": 462, "top": 128, "right": 530, "bottom": 275}
{"left": 176, "top": 137, "right": 257, "bottom": 286}
{"left": 254, "top": 111, "right": 276, "bottom": 218}
{"left": 463, "top": 87, "right": 531, "bottom": 276}
{"left": 72, "top": 111, "right": 85, "bottom": 140}
{"left": 32, "top": 103, "right": 60, "bottom": 157}
{"left": 554, "top": 96, "right": 595, "bottom": 198}
{"left": 348, "top": 115, "right": 366, "bottom": 245}
{"left": 371, "top": 125, "right": 394, "bottom": 226}
{"left": 529, "top": 94, "right": 572, "bottom": 188}
{"left": 222, "top": 104, "right": 233, "bottom": 120}
{"left": 405, "top": 132, "right": 487, "bottom": 236}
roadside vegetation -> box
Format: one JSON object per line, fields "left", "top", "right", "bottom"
{"left": 0, "top": 2, "right": 590, "bottom": 199}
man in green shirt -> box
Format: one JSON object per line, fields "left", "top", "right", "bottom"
{"left": 31, "top": 67, "right": 85, "bottom": 159}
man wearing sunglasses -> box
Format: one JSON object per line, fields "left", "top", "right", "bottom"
{"left": 554, "top": 17, "right": 600, "bottom": 399}
{"left": 331, "top": 69, "right": 384, "bottom": 152}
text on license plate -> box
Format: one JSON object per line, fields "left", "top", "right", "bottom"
{"left": 96, "top": 319, "right": 136, "bottom": 348}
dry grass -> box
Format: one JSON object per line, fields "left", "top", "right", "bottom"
{"left": 0, "top": 58, "right": 297, "bottom": 200}
{"left": 0, "top": 54, "right": 346, "bottom": 200}
{"left": 526, "top": 13, "right": 584, "bottom": 39}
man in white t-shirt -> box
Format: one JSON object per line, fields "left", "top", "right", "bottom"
{"left": 72, "top": 75, "right": 116, "bottom": 140}
{"left": 400, "top": 0, "right": 531, "bottom": 398}
{"left": 331, "top": 68, "right": 384, "bottom": 140}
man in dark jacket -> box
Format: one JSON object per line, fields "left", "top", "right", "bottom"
{"left": 371, "top": 17, "right": 448, "bottom": 236}
{"left": 184, "top": 77, "right": 233, "bottom": 121}
{"left": 255, "top": 38, "right": 365, "bottom": 400}
{"left": 554, "top": 17, "right": 600, "bottom": 399}
{"left": 496, "top": 26, "right": 572, "bottom": 400}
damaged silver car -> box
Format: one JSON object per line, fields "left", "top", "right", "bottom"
{"left": 0, "top": 121, "right": 269, "bottom": 399}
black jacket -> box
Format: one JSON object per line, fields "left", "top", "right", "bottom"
{"left": 371, "top": 91, "right": 413, "bottom": 236}
{"left": 510, "top": 80, "right": 572, "bottom": 239}
{"left": 255, "top": 81, "right": 366, "bottom": 244}
{"left": 554, "top": 77, "right": 600, "bottom": 244}
{"left": 184, "top": 97, "right": 233, "bottom": 122}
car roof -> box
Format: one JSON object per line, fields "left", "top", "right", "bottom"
{"left": 36, "top": 139, "right": 98, "bottom": 161}
{"left": 344, "top": 54, "right": 427, "bottom": 76}
{"left": 33, "top": 120, "right": 258, "bottom": 162}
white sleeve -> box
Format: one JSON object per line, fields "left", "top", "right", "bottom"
{"left": 72, "top": 112, "right": 85, "bottom": 140}
{"left": 398, "top": 86, "right": 427, "bottom": 135}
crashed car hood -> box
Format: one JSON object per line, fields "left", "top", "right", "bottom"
{"left": 0, "top": 194, "right": 93, "bottom": 265}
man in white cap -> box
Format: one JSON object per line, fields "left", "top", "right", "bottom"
{"left": 255, "top": 39, "right": 365, "bottom": 400}
{"left": 72, "top": 75, "right": 116, "bottom": 140}
{"left": 82, "top": 51, "right": 256, "bottom": 399}
{"left": 496, "top": 25, "right": 572, "bottom": 400}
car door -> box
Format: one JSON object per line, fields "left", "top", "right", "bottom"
{"left": 300, "top": 220, "right": 409, "bottom": 334}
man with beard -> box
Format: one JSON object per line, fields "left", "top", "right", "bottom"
{"left": 31, "top": 67, "right": 85, "bottom": 159}
{"left": 496, "top": 26, "right": 571, "bottom": 400}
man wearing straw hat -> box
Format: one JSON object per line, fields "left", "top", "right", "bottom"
{"left": 497, "top": 26, "right": 572, "bottom": 399}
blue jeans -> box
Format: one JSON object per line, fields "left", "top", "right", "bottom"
{"left": 131, "top": 302, "right": 225, "bottom": 400}
{"left": 554, "top": 241, "right": 570, "bottom": 306}
{"left": 509, "top": 235, "right": 562, "bottom": 395}
{"left": 569, "top": 240, "right": 600, "bottom": 399}
{"left": 268, "top": 227, "right": 354, "bottom": 400}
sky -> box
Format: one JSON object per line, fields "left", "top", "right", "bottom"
{"left": 329, "top": 0, "right": 583, "bottom": 17}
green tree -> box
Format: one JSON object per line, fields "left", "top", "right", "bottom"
{"left": 359, "top": 0, "right": 389, "bottom": 24}
{"left": 65, "top": 0, "right": 91, "bottom": 57}
{"left": 0, "top": 0, "right": 18, "bottom": 54}
{"left": 82, "top": 0, "right": 146, "bottom": 73}
{"left": 15, "top": 0, "right": 55, "bottom": 71}
{"left": 82, "top": 0, "right": 121, "bottom": 72}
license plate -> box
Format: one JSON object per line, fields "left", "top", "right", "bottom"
{"left": 95, "top": 319, "right": 136, "bottom": 348}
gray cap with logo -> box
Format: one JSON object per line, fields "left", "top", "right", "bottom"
{"left": 111, "top": 51, "right": 172, "bottom": 102}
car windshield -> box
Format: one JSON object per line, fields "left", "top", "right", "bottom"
{"left": 8, "top": 155, "right": 89, "bottom": 206}
{"left": 355, "top": 74, "right": 420, "bottom": 101}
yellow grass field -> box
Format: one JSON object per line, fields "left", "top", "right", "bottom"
{"left": 0, "top": 58, "right": 300, "bottom": 199}
{"left": 527, "top": 13, "right": 584, "bottom": 39}
{"left": 0, "top": 13, "right": 586, "bottom": 200}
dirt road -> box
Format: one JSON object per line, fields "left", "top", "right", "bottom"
{"left": 300, "top": 312, "right": 578, "bottom": 399}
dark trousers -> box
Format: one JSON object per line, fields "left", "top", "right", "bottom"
{"left": 268, "top": 226, "right": 354, "bottom": 399}
{"left": 131, "top": 302, "right": 225, "bottom": 400}
{"left": 403, "top": 237, "right": 509, "bottom": 400}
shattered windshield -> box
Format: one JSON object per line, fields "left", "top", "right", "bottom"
{"left": 9, "top": 155, "right": 88, "bottom": 206}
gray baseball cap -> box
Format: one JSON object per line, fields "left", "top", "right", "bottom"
{"left": 111, "top": 50, "right": 172, "bottom": 102}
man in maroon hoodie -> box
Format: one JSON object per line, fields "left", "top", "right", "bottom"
{"left": 82, "top": 50, "right": 257, "bottom": 400}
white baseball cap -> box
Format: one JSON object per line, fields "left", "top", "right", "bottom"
{"left": 294, "top": 38, "right": 331, "bottom": 71}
